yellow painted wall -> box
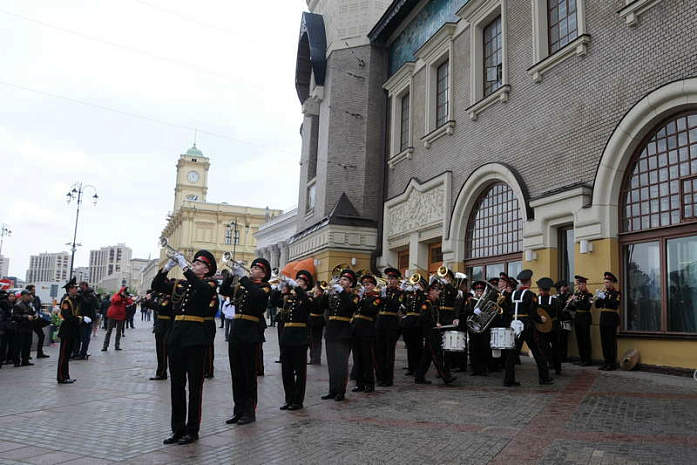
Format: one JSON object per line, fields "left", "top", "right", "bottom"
{"left": 313, "top": 250, "right": 372, "bottom": 283}
{"left": 522, "top": 248, "right": 558, "bottom": 282}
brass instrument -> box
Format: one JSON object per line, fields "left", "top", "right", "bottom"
{"left": 466, "top": 281, "right": 502, "bottom": 334}
{"left": 409, "top": 273, "right": 422, "bottom": 286}
{"left": 221, "top": 252, "right": 250, "bottom": 274}
{"left": 436, "top": 265, "right": 449, "bottom": 278}
{"left": 159, "top": 237, "right": 193, "bottom": 268}
{"left": 534, "top": 308, "right": 553, "bottom": 333}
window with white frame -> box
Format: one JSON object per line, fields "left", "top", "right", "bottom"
{"left": 383, "top": 62, "right": 414, "bottom": 168}
{"left": 529, "top": 0, "right": 590, "bottom": 83}
{"left": 414, "top": 23, "right": 456, "bottom": 148}
{"left": 458, "top": 0, "right": 509, "bottom": 120}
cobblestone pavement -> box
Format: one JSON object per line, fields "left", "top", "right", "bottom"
{"left": 0, "top": 324, "right": 696, "bottom": 464}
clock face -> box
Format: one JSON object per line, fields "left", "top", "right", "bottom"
{"left": 187, "top": 171, "right": 199, "bottom": 183}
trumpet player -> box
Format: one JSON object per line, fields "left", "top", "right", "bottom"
{"left": 321, "top": 269, "right": 359, "bottom": 401}
{"left": 375, "top": 267, "right": 402, "bottom": 387}
{"left": 351, "top": 274, "right": 382, "bottom": 393}
{"left": 221, "top": 258, "right": 272, "bottom": 426}
{"left": 279, "top": 270, "right": 315, "bottom": 410}
{"left": 400, "top": 276, "right": 426, "bottom": 376}
{"left": 537, "top": 277, "right": 562, "bottom": 375}
{"left": 151, "top": 250, "right": 218, "bottom": 445}
{"left": 569, "top": 275, "right": 593, "bottom": 366}
{"left": 554, "top": 280, "right": 573, "bottom": 362}
{"left": 307, "top": 283, "right": 326, "bottom": 365}
{"left": 503, "top": 269, "right": 553, "bottom": 387}
{"left": 595, "top": 271, "right": 621, "bottom": 371}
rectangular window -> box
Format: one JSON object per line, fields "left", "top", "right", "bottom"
{"left": 225, "top": 230, "right": 232, "bottom": 246}
{"left": 436, "top": 60, "right": 449, "bottom": 128}
{"left": 428, "top": 242, "right": 443, "bottom": 273}
{"left": 558, "top": 225, "right": 575, "bottom": 284}
{"left": 398, "top": 249, "right": 410, "bottom": 278}
{"left": 234, "top": 230, "right": 240, "bottom": 246}
{"left": 483, "top": 16, "right": 502, "bottom": 97}
{"left": 624, "top": 242, "right": 662, "bottom": 331}
{"left": 307, "top": 115, "right": 319, "bottom": 181}
{"left": 548, "top": 0, "right": 578, "bottom": 54}
{"left": 307, "top": 183, "right": 316, "bottom": 213}
{"left": 507, "top": 260, "right": 522, "bottom": 279}
{"left": 400, "top": 93, "right": 410, "bottom": 152}
{"left": 666, "top": 236, "right": 697, "bottom": 333}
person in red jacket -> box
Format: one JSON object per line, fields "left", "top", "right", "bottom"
{"left": 101, "top": 286, "right": 133, "bottom": 351}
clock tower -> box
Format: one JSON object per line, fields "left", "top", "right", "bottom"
{"left": 173, "top": 144, "right": 210, "bottom": 211}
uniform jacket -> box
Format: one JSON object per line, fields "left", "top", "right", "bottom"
{"left": 153, "top": 294, "right": 173, "bottom": 335}
{"left": 596, "top": 288, "right": 621, "bottom": 327}
{"left": 279, "top": 286, "right": 312, "bottom": 346}
{"left": 151, "top": 268, "right": 218, "bottom": 348}
{"left": 308, "top": 291, "right": 327, "bottom": 329}
{"left": 508, "top": 288, "right": 542, "bottom": 332}
{"left": 58, "top": 294, "right": 82, "bottom": 338}
{"left": 400, "top": 290, "right": 425, "bottom": 329}
{"left": 418, "top": 298, "right": 441, "bottom": 339}
{"left": 438, "top": 283, "right": 459, "bottom": 325}
{"left": 323, "top": 289, "right": 359, "bottom": 341}
{"left": 377, "top": 287, "right": 402, "bottom": 333}
{"left": 569, "top": 290, "right": 593, "bottom": 325}
{"left": 352, "top": 292, "right": 381, "bottom": 337}
{"left": 227, "top": 276, "right": 270, "bottom": 344}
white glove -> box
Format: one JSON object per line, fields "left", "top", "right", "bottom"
{"left": 286, "top": 278, "right": 298, "bottom": 288}
{"left": 380, "top": 287, "right": 387, "bottom": 298}
{"left": 163, "top": 258, "right": 177, "bottom": 272}
{"left": 83, "top": 316, "right": 92, "bottom": 324}
{"left": 233, "top": 264, "right": 247, "bottom": 278}
{"left": 332, "top": 283, "right": 343, "bottom": 293}
{"left": 174, "top": 253, "right": 188, "bottom": 269}
{"left": 474, "top": 308, "right": 482, "bottom": 315}
{"left": 406, "top": 285, "right": 414, "bottom": 292}
{"left": 596, "top": 291, "right": 606, "bottom": 300}
{"left": 359, "top": 287, "right": 366, "bottom": 298}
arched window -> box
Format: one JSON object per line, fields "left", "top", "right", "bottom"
{"left": 465, "top": 182, "right": 523, "bottom": 281}
{"left": 620, "top": 112, "right": 697, "bottom": 335}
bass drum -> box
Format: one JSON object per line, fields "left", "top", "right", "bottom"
{"left": 490, "top": 327, "right": 515, "bottom": 350}
{"left": 442, "top": 330, "right": 468, "bottom": 352}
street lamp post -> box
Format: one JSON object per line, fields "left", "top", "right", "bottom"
{"left": 0, "top": 223, "right": 11, "bottom": 256}
{"left": 66, "top": 182, "right": 99, "bottom": 279}
{"left": 227, "top": 218, "right": 250, "bottom": 263}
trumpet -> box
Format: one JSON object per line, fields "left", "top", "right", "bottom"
{"left": 221, "top": 252, "right": 250, "bottom": 274}
{"left": 159, "top": 237, "right": 193, "bottom": 268}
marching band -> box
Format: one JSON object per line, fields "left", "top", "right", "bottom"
{"left": 148, "top": 242, "right": 622, "bottom": 444}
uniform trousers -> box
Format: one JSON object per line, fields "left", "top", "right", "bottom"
{"left": 154, "top": 331, "right": 168, "bottom": 378}
{"left": 600, "top": 321, "right": 619, "bottom": 367}
{"left": 57, "top": 335, "right": 74, "bottom": 381}
{"left": 375, "top": 329, "right": 399, "bottom": 384}
{"left": 469, "top": 331, "right": 490, "bottom": 375}
{"left": 401, "top": 327, "right": 423, "bottom": 372}
{"left": 416, "top": 334, "right": 450, "bottom": 380}
{"left": 308, "top": 326, "right": 323, "bottom": 364}
{"left": 504, "top": 328, "right": 550, "bottom": 384}
{"left": 352, "top": 335, "right": 375, "bottom": 389}
{"left": 280, "top": 344, "right": 308, "bottom": 405}
{"left": 204, "top": 343, "right": 214, "bottom": 376}
{"left": 542, "top": 325, "right": 562, "bottom": 374}
{"left": 325, "top": 339, "right": 351, "bottom": 395}
{"left": 168, "top": 344, "right": 206, "bottom": 435}
{"left": 75, "top": 323, "right": 92, "bottom": 357}
{"left": 574, "top": 313, "right": 592, "bottom": 364}
{"left": 229, "top": 341, "right": 258, "bottom": 418}
{"left": 559, "top": 324, "right": 571, "bottom": 361}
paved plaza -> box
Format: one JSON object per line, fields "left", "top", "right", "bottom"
{"left": 0, "top": 324, "right": 696, "bottom": 465}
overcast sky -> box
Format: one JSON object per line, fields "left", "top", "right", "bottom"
{"left": 0, "top": 0, "right": 307, "bottom": 279}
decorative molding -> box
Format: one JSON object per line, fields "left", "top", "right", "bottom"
{"left": 288, "top": 223, "right": 378, "bottom": 261}
{"left": 388, "top": 147, "right": 414, "bottom": 168}
{"left": 466, "top": 85, "right": 510, "bottom": 120}
{"left": 528, "top": 34, "right": 591, "bottom": 83}
{"left": 383, "top": 62, "right": 415, "bottom": 92}
{"left": 385, "top": 172, "right": 452, "bottom": 241}
{"left": 413, "top": 23, "right": 457, "bottom": 62}
{"left": 618, "top": 0, "right": 664, "bottom": 27}
{"left": 421, "top": 120, "right": 455, "bottom": 148}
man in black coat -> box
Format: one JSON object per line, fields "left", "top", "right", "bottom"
{"left": 279, "top": 270, "right": 314, "bottom": 410}
{"left": 152, "top": 250, "right": 218, "bottom": 446}
{"left": 74, "top": 281, "right": 98, "bottom": 359}
{"left": 13, "top": 290, "right": 37, "bottom": 367}
{"left": 26, "top": 285, "right": 49, "bottom": 359}
{"left": 221, "top": 257, "right": 272, "bottom": 426}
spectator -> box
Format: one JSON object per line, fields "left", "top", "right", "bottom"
{"left": 12, "top": 290, "right": 37, "bottom": 366}
{"left": 74, "top": 281, "right": 99, "bottom": 359}
{"left": 0, "top": 290, "right": 15, "bottom": 368}
{"left": 26, "top": 285, "right": 50, "bottom": 359}
{"left": 99, "top": 294, "right": 110, "bottom": 330}
{"left": 102, "top": 286, "right": 132, "bottom": 351}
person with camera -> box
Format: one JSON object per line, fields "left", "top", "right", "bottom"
{"left": 152, "top": 250, "right": 219, "bottom": 445}
{"left": 12, "top": 289, "right": 37, "bottom": 367}
{"left": 101, "top": 286, "right": 132, "bottom": 351}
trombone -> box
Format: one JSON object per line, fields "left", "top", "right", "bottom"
{"left": 159, "top": 237, "right": 193, "bottom": 268}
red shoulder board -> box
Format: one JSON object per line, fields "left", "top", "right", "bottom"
{"left": 421, "top": 303, "right": 428, "bottom": 310}
{"left": 373, "top": 298, "right": 382, "bottom": 306}
{"left": 261, "top": 283, "right": 271, "bottom": 294}
{"left": 352, "top": 296, "right": 359, "bottom": 304}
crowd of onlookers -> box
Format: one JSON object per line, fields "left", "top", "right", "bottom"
{"left": 0, "top": 282, "right": 153, "bottom": 368}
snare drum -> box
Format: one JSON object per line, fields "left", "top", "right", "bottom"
{"left": 442, "top": 330, "right": 467, "bottom": 352}
{"left": 490, "top": 327, "right": 515, "bottom": 350}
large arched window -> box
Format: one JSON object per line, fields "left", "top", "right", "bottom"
{"left": 465, "top": 182, "right": 523, "bottom": 281}
{"left": 620, "top": 112, "right": 697, "bottom": 335}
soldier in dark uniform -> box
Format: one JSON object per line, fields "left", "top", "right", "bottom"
{"left": 152, "top": 250, "right": 218, "bottom": 445}
{"left": 279, "top": 270, "right": 314, "bottom": 410}
{"left": 415, "top": 279, "right": 456, "bottom": 385}
{"left": 221, "top": 257, "right": 271, "bottom": 426}
{"left": 269, "top": 282, "right": 290, "bottom": 364}
{"left": 569, "top": 275, "right": 593, "bottom": 366}
{"left": 596, "top": 271, "right": 621, "bottom": 371}
{"left": 375, "top": 267, "right": 402, "bottom": 386}
{"left": 352, "top": 274, "right": 381, "bottom": 393}
{"left": 503, "top": 270, "right": 553, "bottom": 387}
{"left": 400, "top": 276, "right": 425, "bottom": 376}
{"left": 57, "top": 278, "right": 84, "bottom": 383}
{"left": 438, "top": 269, "right": 461, "bottom": 373}
{"left": 465, "top": 281, "right": 491, "bottom": 376}
{"left": 537, "top": 277, "right": 562, "bottom": 375}
{"left": 307, "top": 283, "right": 326, "bottom": 365}
{"left": 321, "top": 269, "right": 359, "bottom": 401}
{"left": 554, "top": 280, "right": 573, "bottom": 362}
{"left": 149, "top": 292, "right": 172, "bottom": 381}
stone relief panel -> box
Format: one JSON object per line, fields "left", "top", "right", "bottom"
{"left": 387, "top": 184, "right": 446, "bottom": 238}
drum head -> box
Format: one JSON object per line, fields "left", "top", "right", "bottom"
{"left": 619, "top": 349, "right": 640, "bottom": 371}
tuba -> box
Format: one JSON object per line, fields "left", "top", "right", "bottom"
{"left": 466, "top": 281, "right": 502, "bottom": 334}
